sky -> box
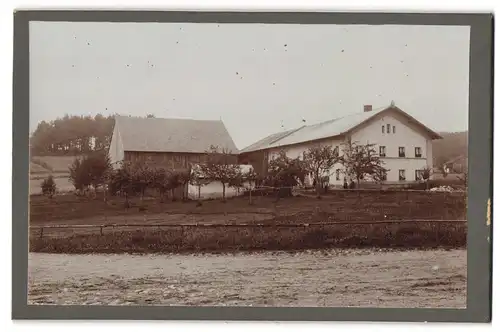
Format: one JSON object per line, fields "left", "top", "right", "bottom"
{"left": 29, "top": 22, "right": 470, "bottom": 150}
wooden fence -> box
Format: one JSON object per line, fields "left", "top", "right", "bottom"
{"left": 31, "top": 219, "right": 467, "bottom": 238}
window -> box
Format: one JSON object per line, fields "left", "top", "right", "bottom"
{"left": 379, "top": 146, "right": 386, "bottom": 157}
{"left": 415, "top": 147, "right": 422, "bottom": 158}
{"left": 335, "top": 169, "right": 341, "bottom": 181}
{"left": 415, "top": 170, "right": 424, "bottom": 181}
{"left": 382, "top": 125, "right": 385, "bottom": 133}
{"left": 398, "top": 147, "right": 405, "bottom": 157}
{"left": 387, "top": 124, "right": 391, "bottom": 133}
{"left": 399, "top": 169, "right": 406, "bottom": 181}
{"left": 393, "top": 125, "right": 396, "bottom": 134}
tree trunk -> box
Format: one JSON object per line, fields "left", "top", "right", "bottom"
{"left": 315, "top": 178, "right": 322, "bottom": 196}
{"left": 222, "top": 183, "right": 226, "bottom": 201}
{"left": 198, "top": 185, "right": 201, "bottom": 200}
{"left": 124, "top": 192, "right": 129, "bottom": 208}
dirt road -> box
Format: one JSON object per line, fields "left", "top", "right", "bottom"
{"left": 28, "top": 249, "right": 466, "bottom": 308}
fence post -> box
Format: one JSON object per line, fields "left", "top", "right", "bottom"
{"left": 39, "top": 227, "right": 44, "bottom": 239}
{"left": 100, "top": 225, "right": 103, "bottom": 236}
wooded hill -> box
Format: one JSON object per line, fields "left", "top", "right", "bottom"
{"left": 432, "top": 131, "right": 468, "bottom": 167}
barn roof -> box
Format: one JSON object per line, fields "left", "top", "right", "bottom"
{"left": 115, "top": 116, "right": 238, "bottom": 154}
{"left": 240, "top": 104, "right": 442, "bottom": 153}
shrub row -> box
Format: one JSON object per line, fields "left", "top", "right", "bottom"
{"left": 30, "top": 222, "right": 466, "bottom": 254}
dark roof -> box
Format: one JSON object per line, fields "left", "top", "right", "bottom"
{"left": 115, "top": 116, "right": 238, "bottom": 154}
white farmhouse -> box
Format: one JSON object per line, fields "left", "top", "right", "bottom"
{"left": 238, "top": 103, "right": 442, "bottom": 186}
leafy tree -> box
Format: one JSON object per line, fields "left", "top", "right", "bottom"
{"left": 41, "top": 175, "right": 56, "bottom": 198}
{"left": 265, "top": 150, "right": 308, "bottom": 197}
{"left": 149, "top": 167, "right": 170, "bottom": 202}
{"left": 228, "top": 168, "right": 245, "bottom": 196}
{"left": 68, "top": 151, "right": 111, "bottom": 197}
{"left": 86, "top": 151, "right": 112, "bottom": 193}
{"left": 341, "top": 141, "right": 388, "bottom": 187}
{"left": 303, "top": 145, "right": 341, "bottom": 195}
{"left": 420, "top": 166, "right": 432, "bottom": 190}
{"left": 129, "top": 163, "right": 154, "bottom": 203}
{"left": 372, "top": 167, "right": 389, "bottom": 184}
{"left": 69, "top": 157, "right": 91, "bottom": 194}
{"left": 458, "top": 166, "right": 468, "bottom": 187}
{"left": 189, "top": 165, "right": 210, "bottom": 201}
{"left": 243, "top": 167, "right": 258, "bottom": 204}
{"left": 146, "top": 114, "right": 156, "bottom": 118}
{"left": 165, "top": 170, "right": 191, "bottom": 201}
{"left": 107, "top": 162, "right": 134, "bottom": 207}
{"left": 200, "top": 145, "right": 240, "bottom": 201}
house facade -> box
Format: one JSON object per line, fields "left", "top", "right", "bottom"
{"left": 238, "top": 103, "right": 442, "bottom": 186}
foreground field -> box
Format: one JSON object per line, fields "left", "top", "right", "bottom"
{"left": 30, "top": 190, "right": 467, "bottom": 225}
{"left": 28, "top": 249, "right": 466, "bottom": 307}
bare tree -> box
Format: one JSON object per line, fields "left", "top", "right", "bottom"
{"left": 341, "top": 141, "right": 388, "bottom": 188}
{"left": 303, "top": 145, "right": 341, "bottom": 196}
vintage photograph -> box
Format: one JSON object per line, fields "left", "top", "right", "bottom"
{"left": 28, "top": 21, "right": 469, "bottom": 308}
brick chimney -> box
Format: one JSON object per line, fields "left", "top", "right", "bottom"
{"left": 363, "top": 104, "right": 373, "bottom": 112}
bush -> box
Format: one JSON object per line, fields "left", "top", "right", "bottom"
{"left": 41, "top": 175, "right": 56, "bottom": 198}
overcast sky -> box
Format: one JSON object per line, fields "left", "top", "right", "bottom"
{"left": 29, "top": 22, "right": 470, "bottom": 150}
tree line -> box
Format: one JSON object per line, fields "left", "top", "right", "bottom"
{"left": 31, "top": 114, "right": 115, "bottom": 155}
{"left": 30, "top": 114, "right": 159, "bottom": 156}
{"left": 41, "top": 141, "right": 416, "bottom": 202}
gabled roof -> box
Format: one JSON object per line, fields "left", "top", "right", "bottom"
{"left": 240, "top": 104, "right": 442, "bottom": 154}
{"left": 115, "top": 116, "right": 238, "bottom": 154}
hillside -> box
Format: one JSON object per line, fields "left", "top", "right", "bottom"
{"left": 432, "top": 131, "right": 468, "bottom": 167}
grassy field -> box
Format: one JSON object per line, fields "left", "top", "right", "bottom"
{"left": 29, "top": 190, "right": 467, "bottom": 253}
{"left": 29, "top": 155, "right": 79, "bottom": 195}
{"left": 30, "top": 190, "right": 467, "bottom": 225}
{"left": 30, "top": 155, "right": 78, "bottom": 173}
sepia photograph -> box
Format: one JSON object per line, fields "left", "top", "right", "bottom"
{"left": 26, "top": 19, "right": 470, "bottom": 309}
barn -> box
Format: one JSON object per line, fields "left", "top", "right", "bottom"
{"left": 108, "top": 115, "right": 239, "bottom": 197}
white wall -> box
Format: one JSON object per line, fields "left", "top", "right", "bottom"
{"left": 108, "top": 124, "right": 124, "bottom": 169}
{"left": 350, "top": 109, "right": 434, "bottom": 182}
{"left": 263, "top": 109, "right": 436, "bottom": 185}
{"left": 188, "top": 181, "right": 251, "bottom": 200}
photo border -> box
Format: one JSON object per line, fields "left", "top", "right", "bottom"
{"left": 12, "top": 10, "right": 493, "bottom": 322}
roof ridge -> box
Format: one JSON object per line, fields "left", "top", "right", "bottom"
{"left": 268, "top": 125, "right": 306, "bottom": 145}
{"left": 117, "top": 115, "right": 221, "bottom": 123}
